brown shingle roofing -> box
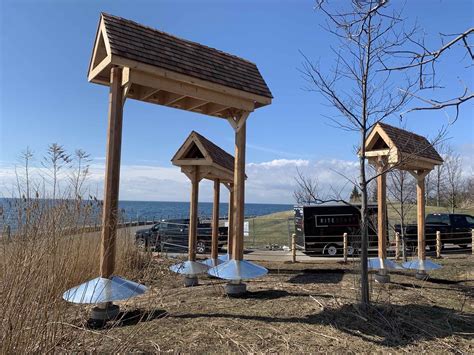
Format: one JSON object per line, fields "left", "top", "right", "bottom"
{"left": 101, "top": 13, "right": 273, "bottom": 99}
{"left": 191, "top": 131, "right": 235, "bottom": 172}
{"left": 377, "top": 122, "right": 443, "bottom": 162}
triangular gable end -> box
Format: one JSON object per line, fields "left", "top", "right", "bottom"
{"left": 367, "top": 132, "right": 389, "bottom": 151}
{"left": 171, "top": 133, "right": 212, "bottom": 166}
{"left": 183, "top": 142, "right": 205, "bottom": 160}
{"left": 87, "top": 16, "right": 112, "bottom": 83}
{"left": 365, "top": 125, "right": 394, "bottom": 152}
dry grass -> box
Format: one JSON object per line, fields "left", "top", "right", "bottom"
{"left": 0, "top": 199, "right": 155, "bottom": 353}
{"left": 55, "top": 254, "right": 473, "bottom": 353}
{"left": 1, "top": 199, "right": 473, "bottom": 353}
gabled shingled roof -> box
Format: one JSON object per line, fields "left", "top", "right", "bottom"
{"left": 192, "top": 131, "right": 235, "bottom": 172}
{"left": 101, "top": 13, "right": 272, "bottom": 99}
{"left": 376, "top": 123, "right": 443, "bottom": 162}
{"left": 172, "top": 131, "right": 235, "bottom": 175}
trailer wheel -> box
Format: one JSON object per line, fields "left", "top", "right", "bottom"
{"left": 136, "top": 237, "right": 148, "bottom": 251}
{"left": 325, "top": 244, "right": 339, "bottom": 256}
{"left": 347, "top": 246, "right": 355, "bottom": 256}
{"left": 196, "top": 240, "right": 207, "bottom": 254}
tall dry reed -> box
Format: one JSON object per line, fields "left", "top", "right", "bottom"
{"left": 0, "top": 197, "right": 154, "bottom": 352}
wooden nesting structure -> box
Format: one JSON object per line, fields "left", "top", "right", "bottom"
{"left": 88, "top": 13, "right": 272, "bottom": 280}
{"left": 365, "top": 123, "right": 443, "bottom": 275}
{"left": 172, "top": 131, "right": 238, "bottom": 264}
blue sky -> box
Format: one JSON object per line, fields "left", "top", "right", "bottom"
{"left": 0, "top": 0, "right": 473, "bottom": 203}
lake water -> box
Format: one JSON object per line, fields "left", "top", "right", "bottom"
{"left": 0, "top": 199, "right": 293, "bottom": 230}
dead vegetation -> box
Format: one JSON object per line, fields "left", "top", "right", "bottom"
{"left": 1, "top": 198, "right": 472, "bottom": 353}
{"left": 26, "top": 252, "right": 471, "bottom": 353}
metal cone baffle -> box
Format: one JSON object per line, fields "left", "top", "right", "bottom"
{"left": 402, "top": 258, "right": 442, "bottom": 271}
{"left": 63, "top": 276, "right": 147, "bottom": 304}
{"left": 200, "top": 257, "right": 225, "bottom": 268}
{"left": 169, "top": 260, "right": 210, "bottom": 276}
{"left": 368, "top": 257, "right": 403, "bottom": 270}
{"left": 207, "top": 259, "right": 268, "bottom": 281}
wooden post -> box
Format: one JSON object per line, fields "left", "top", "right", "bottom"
{"left": 376, "top": 161, "right": 387, "bottom": 260}
{"left": 343, "top": 232, "right": 348, "bottom": 263}
{"left": 472, "top": 230, "right": 474, "bottom": 256}
{"left": 416, "top": 171, "right": 426, "bottom": 261}
{"left": 436, "top": 230, "right": 442, "bottom": 259}
{"left": 395, "top": 232, "right": 400, "bottom": 260}
{"left": 188, "top": 167, "right": 199, "bottom": 262}
{"left": 232, "top": 116, "right": 247, "bottom": 260}
{"left": 211, "top": 179, "right": 220, "bottom": 261}
{"left": 227, "top": 185, "right": 234, "bottom": 258}
{"left": 292, "top": 233, "right": 297, "bottom": 263}
{"left": 100, "top": 66, "right": 124, "bottom": 278}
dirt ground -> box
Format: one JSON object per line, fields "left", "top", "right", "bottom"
{"left": 61, "top": 254, "right": 473, "bottom": 353}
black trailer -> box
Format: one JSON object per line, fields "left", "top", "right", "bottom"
{"left": 294, "top": 202, "right": 379, "bottom": 256}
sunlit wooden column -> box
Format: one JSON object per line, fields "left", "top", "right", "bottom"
{"left": 232, "top": 115, "right": 248, "bottom": 260}
{"left": 416, "top": 170, "right": 427, "bottom": 261}
{"left": 100, "top": 66, "right": 124, "bottom": 278}
{"left": 211, "top": 179, "right": 220, "bottom": 261}
{"left": 188, "top": 167, "right": 199, "bottom": 262}
{"left": 376, "top": 160, "right": 387, "bottom": 260}
{"left": 227, "top": 184, "right": 234, "bottom": 258}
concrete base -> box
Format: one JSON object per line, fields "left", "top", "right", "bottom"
{"left": 224, "top": 281, "right": 247, "bottom": 295}
{"left": 184, "top": 276, "right": 199, "bottom": 287}
{"left": 415, "top": 271, "right": 429, "bottom": 280}
{"left": 91, "top": 303, "right": 120, "bottom": 321}
{"left": 374, "top": 272, "right": 390, "bottom": 284}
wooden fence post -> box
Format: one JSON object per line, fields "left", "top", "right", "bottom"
{"left": 436, "top": 231, "right": 442, "bottom": 259}
{"left": 471, "top": 230, "right": 474, "bottom": 256}
{"left": 395, "top": 232, "right": 400, "bottom": 260}
{"left": 292, "top": 233, "right": 296, "bottom": 263}
{"left": 343, "top": 232, "right": 348, "bottom": 263}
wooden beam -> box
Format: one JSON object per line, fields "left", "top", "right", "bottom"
{"left": 140, "top": 87, "right": 160, "bottom": 101}
{"left": 125, "top": 69, "right": 255, "bottom": 112}
{"left": 227, "top": 184, "right": 234, "bottom": 258}
{"left": 376, "top": 161, "right": 387, "bottom": 259}
{"left": 416, "top": 170, "right": 426, "bottom": 261}
{"left": 202, "top": 103, "right": 229, "bottom": 115}
{"left": 100, "top": 66, "right": 124, "bottom": 278}
{"left": 182, "top": 97, "right": 208, "bottom": 111}
{"left": 365, "top": 149, "right": 390, "bottom": 157}
{"left": 232, "top": 115, "right": 247, "bottom": 260}
{"left": 88, "top": 54, "right": 111, "bottom": 82}
{"left": 112, "top": 56, "right": 271, "bottom": 107}
{"left": 188, "top": 167, "right": 199, "bottom": 262}
{"left": 158, "top": 91, "right": 186, "bottom": 106}
{"left": 211, "top": 179, "right": 220, "bottom": 261}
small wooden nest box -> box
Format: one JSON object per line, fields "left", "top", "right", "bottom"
{"left": 172, "top": 131, "right": 237, "bottom": 183}
{"left": 88, "top": 13, "right": 272, "bottom": 119}
{"left": 365, "top": 122, "right": 443, "bottom": 171}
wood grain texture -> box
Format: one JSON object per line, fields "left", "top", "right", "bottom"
{"left": 100, "top": 66, "right": 124, "bottom": 278}
{"left": 211, "top": 180, "right": 220, "bottom": 261}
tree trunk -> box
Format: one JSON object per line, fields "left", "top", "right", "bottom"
{"left": 359, "top": 130, "right": 370, "bottom": 308}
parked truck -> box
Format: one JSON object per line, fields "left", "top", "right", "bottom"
{"left": 135, "top": 218, "right": 228, "bottom": 253}
{"left": 294, "top": 202, "right": 380, "bottom": 256}
{"left": 394, "top": 213, "right": 473, "bottom": 250}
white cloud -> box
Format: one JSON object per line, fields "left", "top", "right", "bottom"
{"left": 247, "top": 159, "right": 309, "bottom": 168}
{"left": 0, "top": 158, "right": 361, "bottom": 204}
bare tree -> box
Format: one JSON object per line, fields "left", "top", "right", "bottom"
{"left": 302, "top": 0, "right": 421, "bottom": 307}
{"left": 41, "top": 143, "right": 71, "bottom": 200}
{"left": 70, "top": 149, "right": 91, "bottom": 199}
{"left": 444, "top": 146, "right": 463, "bottom": 213}
{"left": 387, "top": 169, "right": 415, "bottom": 261}
{"left": 386, "top": 25, "right": 473, "bottom": 120}
{"left": 293, "top": 167, "right": 320, "bottom": 204}
{"left": 431, "top": 142, "right": 448, "bottom": 207}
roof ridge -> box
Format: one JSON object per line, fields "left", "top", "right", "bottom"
{"left": 101, "top": 12, "right": 258, "bottom": 66}
{"left": 377, "top": 122, "right": 429, "bottom": 141}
